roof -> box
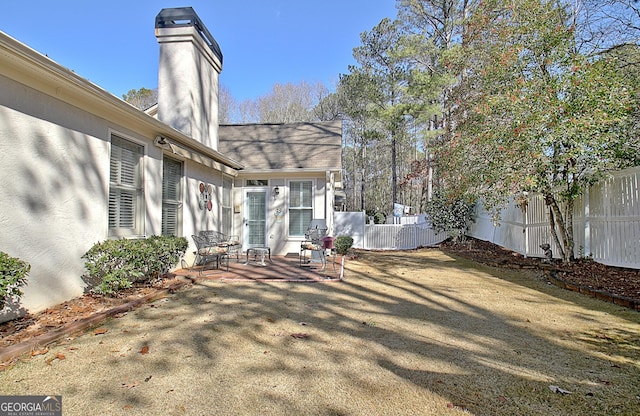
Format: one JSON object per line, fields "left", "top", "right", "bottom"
{"left": 218, "top": 121, "right": 343, "bottom": 173}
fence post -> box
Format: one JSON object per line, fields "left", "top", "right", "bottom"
{"left": 362, "top": 210, "right": 367, "bottom": 250}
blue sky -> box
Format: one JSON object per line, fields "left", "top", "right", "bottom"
{"left": 0, "top": 1, "right": 398, "bottom": 101}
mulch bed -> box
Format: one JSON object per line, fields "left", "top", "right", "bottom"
{"left": 0, "top": 276, "right": 189, "bottom": 351}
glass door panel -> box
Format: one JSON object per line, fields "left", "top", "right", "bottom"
{"left": 244, "top": 190, "right": 267, "bottom": 248}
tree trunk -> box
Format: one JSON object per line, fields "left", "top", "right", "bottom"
{"left": 546, "top": 204, "right": 565, "bottom": 261}
{"left": 564, "top": 198, "right": 575, "bottom": 262}
{"left": 361, "top": 144, "right": 366, "bottom": 211}
{"left": 544, "top": 193, "right": 574, "bottom": 263}
{"left": 391, "top": 133, "right": 397, "bottom": 205}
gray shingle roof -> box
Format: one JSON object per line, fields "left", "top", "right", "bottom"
{"left": 218, "top": 121, "right": 342, "bottom": 171}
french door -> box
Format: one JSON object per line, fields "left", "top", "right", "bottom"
{"left": 243, "top": 190, "right": 267, "bottom": 249}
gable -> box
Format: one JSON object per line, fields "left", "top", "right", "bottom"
{"left": 218, "top": 121, "right": 342, "bottom": 172}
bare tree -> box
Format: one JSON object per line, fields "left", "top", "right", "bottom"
{"left": 227, "top": 81, "right": 332, "bottom": 124}
{"left": 571, "top": 0, "right": 640, "bottom": 53}
{"left": 122, "top": 87, "right": 158, "bottom": 110}
{"left": 218, "top": 84, "right": 237, "bottom": 124}
{"left": 255, "top": 82, "right": 316, "bottom": 123}
{"left": 235, "top": 99, "right": 259, "bottom": 123}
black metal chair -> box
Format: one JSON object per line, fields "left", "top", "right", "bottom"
{"left": 198, "top": 230, "right": 242, "bottom": 262}
{"left": 191, "top": 234, "right": 229, "bottom": 273}
{"left": 300, "top": 221, "right": 329, "bottom": 268}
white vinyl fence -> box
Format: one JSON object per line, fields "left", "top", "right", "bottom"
{"left": 334, "top": 211, "right": 447, "bottom": 250}
{"left": 333, "top": 211, "right": 366, "bottom": 249}
{"left": 468, "top": 166, "right": 640, "bottom": 269}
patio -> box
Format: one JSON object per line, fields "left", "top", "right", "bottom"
{"left": 175, "top": 253, "right": 344, "bottom": 282}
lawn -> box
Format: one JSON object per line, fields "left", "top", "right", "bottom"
{"left": 1, "top": 249, "right": 638, "bottom": 415}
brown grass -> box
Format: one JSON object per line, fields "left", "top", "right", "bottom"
{"left": 1, "top": 248, "right": 638, "bottom": 415}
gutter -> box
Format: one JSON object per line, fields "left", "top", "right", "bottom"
{"left": 237, "top": 168, "right": 341, "bottom": 174}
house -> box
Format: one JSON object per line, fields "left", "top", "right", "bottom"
{"left": 218, "top": 122, "right": 342, "bottom": 255}
{"left": 0, "top": 7, "right": 342, "bottom": 321}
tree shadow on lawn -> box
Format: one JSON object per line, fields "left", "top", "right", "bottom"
{"left": 345, "top": 249, "right": 640, "bottom": 414}
{"left": 232, "top": 251, "right": 629, "bottom": 411}
{"left": 96, "top": 249, "right": 638, "bottom": 414}
{"left": 8, "top": 248, "right": 637, "bottom": 415}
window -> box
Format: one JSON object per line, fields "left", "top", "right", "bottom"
{"left": 108, "top": 135, "right": 144, "bottom": 237}
{"left": 161, "top": 157, "right": 183, "bottom": 236}
{"left": 221, "top": 176, "right": 232, "bottom": 237}
{"left": 289, "top": 180, "right": 313, "bottom": 236}
{"left": 245, "top": 179, "right": 268, "bottom": 187}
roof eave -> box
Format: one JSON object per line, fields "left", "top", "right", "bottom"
{"left": 236, "top": 167, "right": 341, "bottom": 174}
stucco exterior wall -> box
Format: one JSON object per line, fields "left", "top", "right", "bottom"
{"left": 0, "top": 75, "right": 114, "bottom": 317}
{"left": 156, "top": 25, "right": 220, "bottom": 150}
{"left": 0, "top": 74, "right": 228, "bottom": 320}
{"left": 180, "top": 161, "right": 225, "bottom": 265}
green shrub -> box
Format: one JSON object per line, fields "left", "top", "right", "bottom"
{"left": 0, "top": 252, "right": 30, "bottom": 310}
{"left": 366, "top": 211, "right": 387, "bottom": 224}
{"left": 82, "top": 235, "right": 188, "bottom": 296}
{"left": 425, "top": 191, "right": 476, "bottom": 243}
{"left": 335, "top": 236, "right": 354, "bottom": 255}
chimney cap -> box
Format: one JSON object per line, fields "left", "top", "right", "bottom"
{"left": 155, "top": 7, "right": 223, "bottom": 64}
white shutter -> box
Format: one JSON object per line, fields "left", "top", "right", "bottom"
{"left": 161, "top": 157, "right": 183, "bottom": 236}
{"left": 108, "top": 136, "right": 143, "bottom": 236}
{"left": 221, "top": 176, "right": 232, "bottom": 236}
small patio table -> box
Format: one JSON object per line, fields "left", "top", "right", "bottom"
{"left": 245, "top": 247, "right": 271, "bottom": 266}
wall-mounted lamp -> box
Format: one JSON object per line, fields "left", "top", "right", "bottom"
{"left": 154, "top": 136, "right": 182, "bottom": 155}
{"left": 154, "top": 136, "right": 170, "bottom": 149}
{"left": 273, "top": 186, "right": 280, "bottom": 198}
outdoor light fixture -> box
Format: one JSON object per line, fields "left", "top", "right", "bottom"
{"left": 273, "top": 186, "right": 280, "bottom": 197}
{"left": 153, "top": 136, "right": 170, "bottom": 149}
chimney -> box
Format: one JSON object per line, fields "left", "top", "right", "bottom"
{"left": 155, "top": 7, "right": 223, "bottom": 149}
